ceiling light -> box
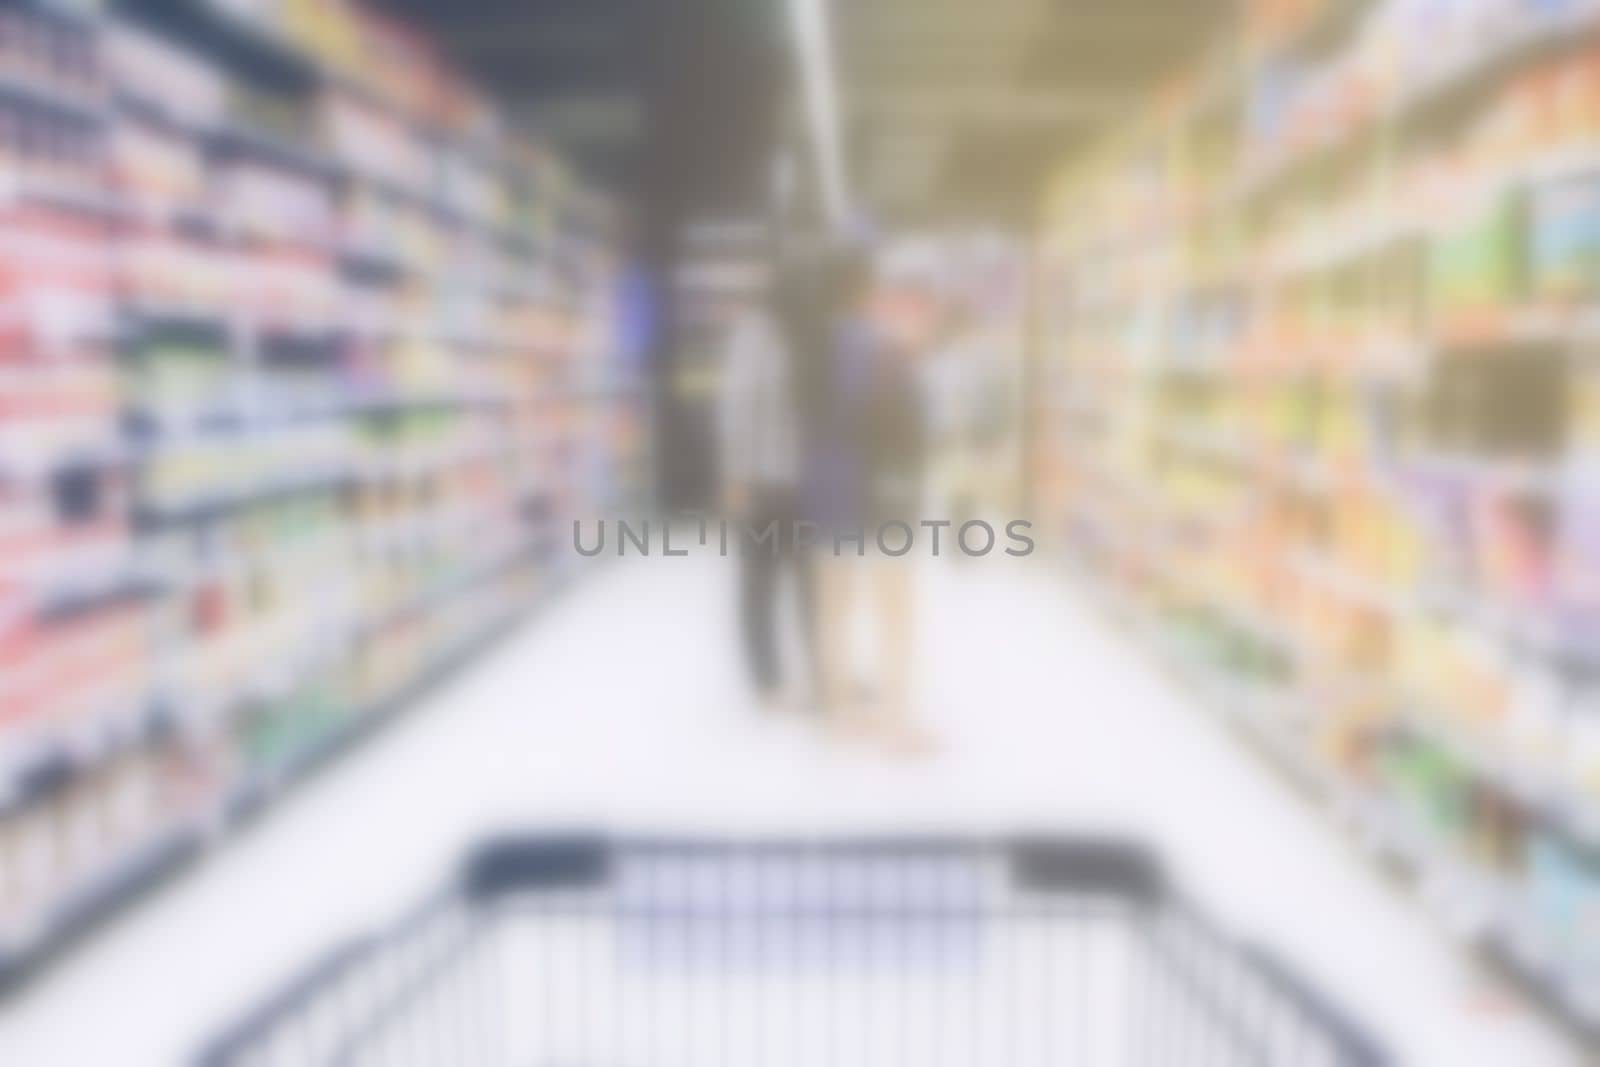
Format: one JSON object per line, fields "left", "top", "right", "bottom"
{"left": 786, "top": 0, "right": 848, "bottom": 229}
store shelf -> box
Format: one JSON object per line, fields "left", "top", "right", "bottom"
{"left": 0, "top": 541, "right": 592, "bottom": 989}
{"left": 1068, "top": 558, "right": 1600, "bottom": 1040}
{"left": 134, "top": 471, "right": 357, "bottom": 529}
{"left": 0, "top": 0, "right": 646, "bottom": 997}
{"left": 115, "top": 0, "right": 317, "bottom": 90}
{"left": 0, "top": 71, "right": 106, "bottom": 125}
{"left": 0, "top": 823, "right": 202, "bottom": 990}
{"left": 122, "top": 389, "right": 511, "bottom": 440}
{"left": 1041, "top": 0, "right": 1600, "bottom": 1044}
{"left": 223, "top": 603, "right": 527, "bottom": 821}
{"left": 109, "top": 91, "right": 519, "bottom": 244}
{"left": 34, "top": 564, "right": 170, "bottom": 624}
{"left": 203, "top": 118, "right": 345, "bottom": 184}
{"left": 1229, "top": 5, "right": 1600, "bottom": 209}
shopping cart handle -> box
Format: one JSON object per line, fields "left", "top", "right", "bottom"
{"left": 463, "top": 833, "right": 611, "bottom": 898}
{"left": 461, "top": 834, "right": 1168, "bottom": 902}
{"left": 1009, "top": 837, "right": 1166, "bottom": 902}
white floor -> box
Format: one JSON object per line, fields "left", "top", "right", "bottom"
{"left": 0, "top": 554, "right": 1582, "bottom": 1066}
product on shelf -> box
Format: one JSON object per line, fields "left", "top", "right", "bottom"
{"left": 105, "top": 20, "right": 224, "bottom": 130}
{"left": 1042, "top": 0, "right": 1600, "bottom": 1030}
{"left": 0, "top": 0, "right": 645, "bottom": 982}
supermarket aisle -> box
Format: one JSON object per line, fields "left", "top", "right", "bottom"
{"left": 0, "top": 555, "right": 1582, "bottom": 1066}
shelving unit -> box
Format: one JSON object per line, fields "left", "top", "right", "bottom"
{"left": 0, "top": 0, "right": 648, "bottom": 983}
{"left": 1039, "top": 0, "right": 1600, "bottom": 1037}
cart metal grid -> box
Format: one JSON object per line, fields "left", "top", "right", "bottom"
{"left": 199, "top": 836, "right": 1386, "bottom": 1066}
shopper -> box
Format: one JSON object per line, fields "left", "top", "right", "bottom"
{"left": 718, "top": 260, "right": 814, "bottom": 712}
{"left": 809, "top": 247, "right": 939, "bottom": 754}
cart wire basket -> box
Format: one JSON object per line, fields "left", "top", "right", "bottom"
{"left": 199, "top": 835, "right": 1386, "bottom": 1066}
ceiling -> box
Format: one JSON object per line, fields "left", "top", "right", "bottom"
{"left": 376, "top": 0, "right": 1235, "bottom": 230}
{"left": 837, "top": 0, "right": 1236, "bottom": 224}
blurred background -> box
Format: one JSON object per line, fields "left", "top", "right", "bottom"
{"left": 2, "top": 0, "right": 1600, "bottom": 1064}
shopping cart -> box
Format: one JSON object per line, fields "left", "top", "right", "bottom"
{"left": 198, "top": 836, "right": 1386, "bottom": 1066}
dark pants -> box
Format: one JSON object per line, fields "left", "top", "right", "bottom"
{"left": 739, "top": 486, "right": 815, "bottom": 697}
